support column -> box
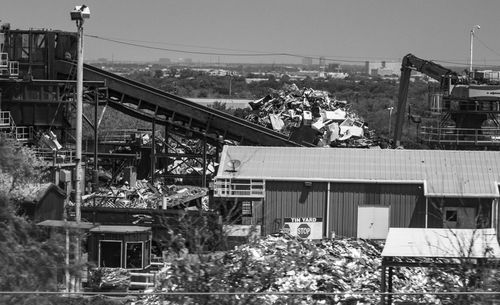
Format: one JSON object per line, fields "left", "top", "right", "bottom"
{"left": 202, "top": 136, "right": 207, "bottom": 187}
{"left": 492, "top": 198, "right": 499, "bottom": 233}
{"left": 326, "top": 182, "right": 331, "bottom": 238}
{"left": 93, "top": 88, "right": 98, "bottom": 191}
{"left": 74, "top": 18, "right": 85, "bottom": 293}
{"left": 164, "top": 124, "right": 168, "bottom": 185}
{"left": 150, "top": 119, "right": 156, "bottom": 182}
{"left": 425, "top": 197, "right": 429, "bottom": 228}
{"left": 380, "top": 259, "right": 387, "bottom": 305}
{"left": 388, "top": 266, "right": 393, "bottom": 305}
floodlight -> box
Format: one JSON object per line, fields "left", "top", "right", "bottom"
{"left": 70, "top": 5, "right": 90, "bottom": 21}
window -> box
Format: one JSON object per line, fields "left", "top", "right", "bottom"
{"left": 99, "top": 241, "right": 122, "bottom": 268}
{"left": 126, "top": 242, "right": 143, "bottom": 269}
{"left": 445, "top": 210, "right": 458, "bottom": 222}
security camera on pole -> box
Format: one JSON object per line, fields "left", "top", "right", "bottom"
{"left": 70, "top": 4, "right": 90, "bottom": 292}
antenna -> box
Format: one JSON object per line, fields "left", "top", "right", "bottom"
{"left": 225, "top": 159, "right": 241, "bottom": 173}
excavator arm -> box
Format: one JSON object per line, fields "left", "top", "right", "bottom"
{"left": 393, "top": 54, "right": 457, "bottom": 146}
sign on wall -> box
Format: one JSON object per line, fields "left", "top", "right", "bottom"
{"left": 283, "top": 217, "right": 323, "bottom": 240}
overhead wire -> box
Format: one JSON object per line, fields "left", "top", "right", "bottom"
{"left": 474, "top": 34, "right": 500, "bottom": 58}
{"left": 87, "top": 34, "right": 500, "bottom": 67}
{"left": 86, "top": 34, "right": 388, "bottom": 64}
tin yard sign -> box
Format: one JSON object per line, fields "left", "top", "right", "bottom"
{"left": 283, "top": 217, "right": 323, "bottom": 239}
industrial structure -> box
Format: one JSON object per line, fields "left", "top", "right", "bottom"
{"left": 0, "top": 24, "right": 304, "bottom": 285}
{"left": 394, "top": 53, "right": 500, "bottom": 149}
{"left": 0, "top": 25, "right": 303, "bottom": 185}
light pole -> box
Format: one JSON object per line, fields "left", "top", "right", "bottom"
{"left": 387, "top": 107, "right": 394, "bottom": 135}
{"left": 70, "top": 4, "right": 90, "bottom": 292}
{"left": 470, "top": 24, "right": 480, "bottom": 76}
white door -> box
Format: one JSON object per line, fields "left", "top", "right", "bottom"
{"left": 357, "top": 206, "right": 390, "bottom": 239}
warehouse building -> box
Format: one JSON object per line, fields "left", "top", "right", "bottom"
{"left": 214, "top": 146, "right": 500, "bottom": 240}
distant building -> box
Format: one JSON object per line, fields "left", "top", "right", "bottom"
{"left": 326, "top": 72, "right": 349, "bottom": 79}
{"left": 302, "top": 57, "right": 313, "bottom": 66}
{"left": 319, "top": 56, "right": 326, "bottom": 69}
{"left": 365, "top": 61, "right": 400, "bottom": 77}
{"left": 158, "top": 58, "right": 171, "bottom": 64}
{"left": 327, "top": 63, "right": 341, "bottom": 72}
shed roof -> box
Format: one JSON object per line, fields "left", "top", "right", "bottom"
{"left": 37, "top": 220, "right": 95, "bottom": 230}
{"left": 216, "top": 146, "right": 500, "bottom": 197}
{"left": 89, "top": 225, "right": 151, "bottom": 233}
{"left": 381, "top": 228, "right": 500, "bottom": 259}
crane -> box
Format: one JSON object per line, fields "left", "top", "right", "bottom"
{"left": 393, "top": 54, "right": 458, "bottom": 147}
{"left": 393, "top": 53, "right": 500, "bottom": 149}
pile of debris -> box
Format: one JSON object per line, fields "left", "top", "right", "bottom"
{"left": 140, "top": 235, "right": 464, "bottom": 305}
{"left": 81, "top": 180, "right": 208, "bottom": 210}
{"left": 246, "top": 84, "right": 377, "bottom": 148}
{"left": 87, "top": 267, "right": 131, "bottom": 291}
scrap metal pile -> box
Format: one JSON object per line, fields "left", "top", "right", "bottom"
{"left": 246, "top": 84, "right": 377, "bottom": 148}
{"left": 87, "top": 267, "right": 131, "bottom": 291}
{"left": 81, "top": 180, "right": 208, "bottom": 210}
{"left": 140, "top": 235, "right": 466, "bottom": 305}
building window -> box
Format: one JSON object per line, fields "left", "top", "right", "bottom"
{"left": 99, "top": 241, "right": 122, "bottom": 268}
{"left": 445, "top": 210, "right": 458, "bottom": 222}
{"left": 126, "top": 242, "right": 144, "bottom": 269}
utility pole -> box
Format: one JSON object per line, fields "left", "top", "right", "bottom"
{"left": 470, "top": 25, "right": 480, "bottom": 76}
{"left": 70, "top": 4, "right": 90, "bottom": 292}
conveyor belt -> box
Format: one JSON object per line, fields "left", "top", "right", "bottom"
{"left": 55, "top": 60, "right": 303, "bottom": 147}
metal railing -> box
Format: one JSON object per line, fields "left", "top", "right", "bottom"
{"left": 34, "top": 148, "right": 77, "bottom": 165}
{"left": 15, "top": 126, "right": 33, "bottom": 142}
{"left": 0, "top": 110, "right": 13, "bottom": 127}
{"left": 214, "top": 179, "right": 265, "bottom": 197}
{"left": 420, "top": 126, "right": 500, "bottom": 145}
{"left": 99, "top": 129, "right": 152, "bottom": 144}
{"left": 9, "top": 61, "right": 19, "bottom": 76}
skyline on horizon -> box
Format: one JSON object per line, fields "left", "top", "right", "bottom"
{"left": 4, "top": 1, "right": 500, "bottom": 69}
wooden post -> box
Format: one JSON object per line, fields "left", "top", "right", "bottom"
{"left": 380, "top": 258, "right": 386, "bottom": 305}
{"left": 388, "top": 266, "right": 393, "bottom": 305}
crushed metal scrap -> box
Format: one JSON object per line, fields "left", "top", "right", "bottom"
{"left": 246, "top": 83, "right": 379, "bottom": 148}
{"left": 80, "top": 180, "right": 208, "bottom": 210}
{"left": 139, "top": 234, "right": 462, "bottom": 304}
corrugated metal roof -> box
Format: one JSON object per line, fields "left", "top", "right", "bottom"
{"left": 216, "top": 146, "right": 500, "bottom": 197}
{"left": 90, "top": 225, "right": 151, "bottom": 233}
{"left": 37, "top": 220, "right": 95, "bottom": 230}
{"left": 382, "top": 228, "right": 500, "bottom": 258}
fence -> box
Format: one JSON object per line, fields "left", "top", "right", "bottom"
{"left": 0, "top": 291, "right": 500, "bottom": 305}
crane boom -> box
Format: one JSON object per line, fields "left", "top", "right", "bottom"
{"left": 393, "top": 54, "right": 457, "bottom": 146}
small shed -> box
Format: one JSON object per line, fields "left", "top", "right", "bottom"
{"left": 380, "top": 227, "right": 500, "bottom": 305}
{"left": 18, "top": 183, "right": 67, "bottom": 222}
{"left": 87, "top": 225, "right": 152, "bottom": 270}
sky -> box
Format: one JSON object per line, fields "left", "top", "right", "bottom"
{"left": 4, "top": 0, "right": 500, "bottom": 67}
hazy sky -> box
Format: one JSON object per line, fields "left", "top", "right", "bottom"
{"left": 4, "top": 0, "right": 500, "bottom": 67}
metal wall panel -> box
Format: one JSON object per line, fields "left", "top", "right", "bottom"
{"left": 263, "top": 181, "right": 327, "bottom": 235}
{"left": 329, "top": 183, "right": 425, "bottom": 238}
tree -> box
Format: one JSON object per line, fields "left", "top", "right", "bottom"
{"left": 0, "top": 137, "right": 48, "bottom": 193}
